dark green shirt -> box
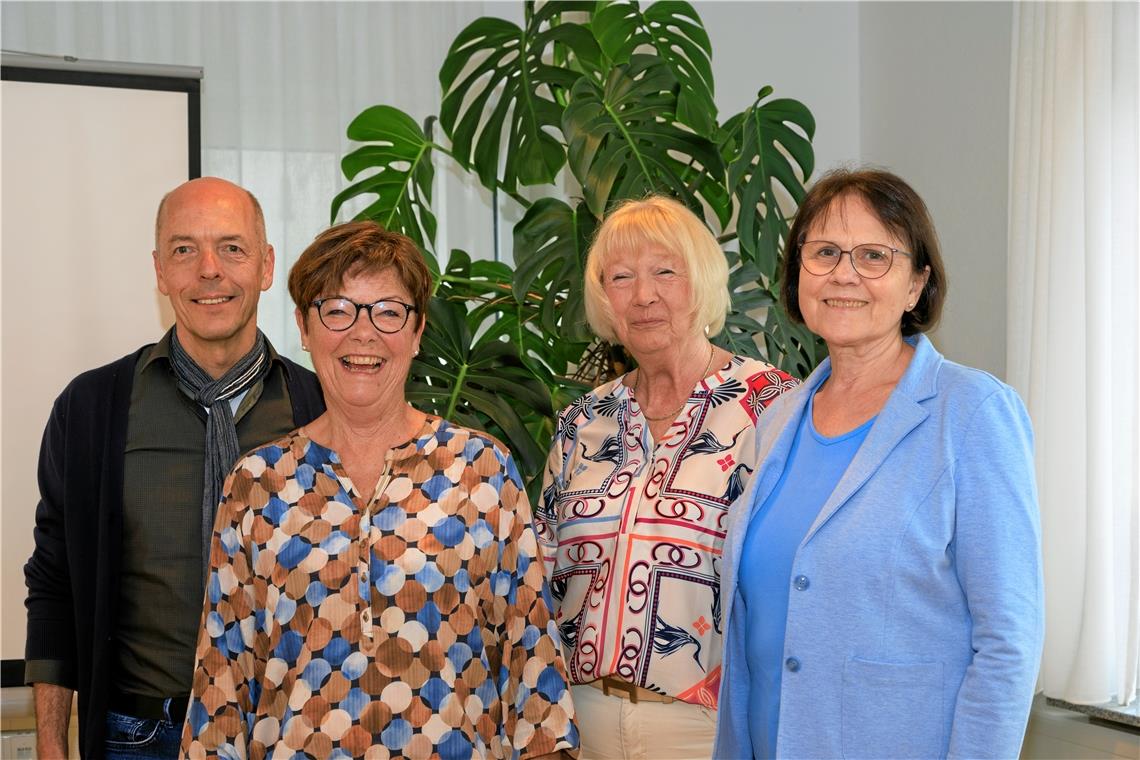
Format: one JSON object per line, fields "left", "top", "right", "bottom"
{"left": 113, "top": 333, "right": 297, "bottom": 699}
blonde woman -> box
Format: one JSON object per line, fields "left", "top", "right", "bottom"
{"left": 536, "top": 196, "right": 798, "bottom": 759}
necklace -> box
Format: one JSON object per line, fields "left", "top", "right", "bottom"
{"left": 635, "top": 344, "right": 717, "bottom": 422}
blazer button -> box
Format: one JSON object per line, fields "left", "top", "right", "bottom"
{"left": 785, "top": 657, "right": 801, "bottom": 672}
{"left": 793, "top": 575, "right": 810, "bottom": 591}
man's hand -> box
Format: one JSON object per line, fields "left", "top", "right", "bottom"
{"left": 33, "top": 682, "right": 73, "bottom": 760}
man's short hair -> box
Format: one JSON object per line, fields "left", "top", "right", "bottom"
{"left": 153, "top": 182, "right": 267, "bottom": 250}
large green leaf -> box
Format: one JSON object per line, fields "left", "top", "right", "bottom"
{"left": 440, "top": 249, "right": 590, "bottom": 397}
{"left": 762, "top": 302, "right": 827, "bottom": 380}
{"left": 437, "top": 249, "right": 518, "bottom": 303}
{"left": 591, "top": 0, "right": 717, "bottom": 137}
{"left": 437, "top": 250, "right": 538, "bottom": 367}
{"left": 331, "top": 106, "right": 437, "bottom": 252}
{"left": 438, "top": 2, "right": 600, "bottom": 194}
{"left": 723, "top": 88, "right": 815, "bottom": 277}
{"left": 512, "top": 197, "right": 597, "bottom": 343}
{"left": 713, "top": 250, "right": 771, "bottom": 359}
{"left": 562, "top": 54, "right": 729, "bottom": 226}
{"left": 408, "top": 295, "right": 553, "bottom": 481}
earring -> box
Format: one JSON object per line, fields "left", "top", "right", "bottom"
{"left": 413, "top": 348, "right": 420, "bottom": 356}
{"left": 906, "top": 302, "right": 915, "bottom": 311}
{"left": 301, "top": 344, "right": 309, "bottom": 351}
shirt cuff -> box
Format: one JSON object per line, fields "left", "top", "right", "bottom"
{"left": 24, "top": 659, "right": 74, "bottom": 689}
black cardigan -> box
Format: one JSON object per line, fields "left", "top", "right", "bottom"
{"left": 23, "top": 344, "right": 324, "bottom": 758}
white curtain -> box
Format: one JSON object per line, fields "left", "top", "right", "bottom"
{"left": 1007, "top": 2, "right": 1139, "bottom": 707}
{"left": 1, "top": 1, "right": 504, "bottom": 359}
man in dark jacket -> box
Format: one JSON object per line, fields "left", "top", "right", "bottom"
{"left": 24, "top": 177, "right": 324, "bottom": 759}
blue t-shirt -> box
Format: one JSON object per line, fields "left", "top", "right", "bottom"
{"left": 738, "top": 390, "right": 874, "bottom": 759}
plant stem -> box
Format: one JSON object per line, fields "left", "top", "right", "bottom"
{"left": 445, "top": 362, "right": 468, "bottom": 420}
{"left": 438, "top": 274, "right": 547, "bottom": 304}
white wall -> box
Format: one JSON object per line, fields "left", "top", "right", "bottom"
{"left": 859, "top": 1, "right": 1013, "bottom": 377}
{"left": 700, "top": 1, "right": 1015, "bottom": 378}
{"left": 710, "top": 0, "right": 1013, "bottom": 379}
{"left": 703, "top": 2, "right": 862, "bottom": 175}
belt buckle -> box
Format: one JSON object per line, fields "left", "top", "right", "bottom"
{"left": 601, "top": 677, "right": 639, "bottom": 704}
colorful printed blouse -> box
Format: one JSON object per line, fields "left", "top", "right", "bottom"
{"left": 181, "top": 416, "right": 578, "bottom": 760}
{"left": 536, "top": 356, "right": 797, "bottom": 707}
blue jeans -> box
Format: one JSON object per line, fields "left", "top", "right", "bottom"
{"left": 104, "top": 701, "right": 183, "bottom": 760}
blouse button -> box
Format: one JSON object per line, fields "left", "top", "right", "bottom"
{"left": 793, "top": 574, "right": 810, "bottom": 591}
{"left": 785, "top": 657, "right": 801, "bottom": 672}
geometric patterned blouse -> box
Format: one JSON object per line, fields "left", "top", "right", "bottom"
{"left": 536, "top": 356, "right": 797, "bottom": 709}
{"left": 180, "top": 416, "right": 579, "bottom": 760}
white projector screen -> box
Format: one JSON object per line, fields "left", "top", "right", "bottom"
{"left": 1, "top": 60, "right": 200, "bottom": 684}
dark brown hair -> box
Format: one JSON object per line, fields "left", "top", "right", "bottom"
{"left": 782, "top": 168, "right": 947, "bottom": 335}
{"left": 288, "top": 221, "right": 432, "bottom": 329}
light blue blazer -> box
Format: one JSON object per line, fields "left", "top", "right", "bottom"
{"left": 714, "top": 335, "right": 1044, "bottom": 759}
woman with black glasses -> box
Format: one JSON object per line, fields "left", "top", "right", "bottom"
{"left": 714, "top": 169, "right": 1044, "bottom": 759}
{"left": 180, "top": 221, "right": 577, "bottom": 759}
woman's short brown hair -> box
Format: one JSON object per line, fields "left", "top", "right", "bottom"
{"left": 782, "top": 168, "right": 947, "bottom": 336}
{"left": 288, "top": 221, "right": 433, "bottom": 329}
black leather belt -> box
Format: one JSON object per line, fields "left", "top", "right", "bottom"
{"left": 109, "top": 691, "right": 190, "bottom": 722}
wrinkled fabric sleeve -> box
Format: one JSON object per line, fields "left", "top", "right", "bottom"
{"left": 947, "top": 387, "right": 1044, "bottom": 758}
{"left": 713, "top": 587, "right": 754, "bottom": 760}
{"left": 181, "top": 463, "right": 260, "bottom": 760}
{"left": 491, "top": 446, "right": 579, "bottom": 759}
{"left": 23, "top": 393, "right": 78, "bottom": 688}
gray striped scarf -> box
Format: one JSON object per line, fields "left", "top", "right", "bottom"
{"left": 169, "top": 329, "right": 271, "bottom": 581}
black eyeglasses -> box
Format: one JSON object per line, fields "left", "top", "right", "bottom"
{"left": 800, "top": 240, "right": 914, "bottom": 279}
{"left": 311, "top": 297, "right": 416, "bottom": 333}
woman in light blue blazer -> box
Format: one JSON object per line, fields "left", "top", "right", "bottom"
{"left": 714, "top": 169, "right": 1043, "bottom": 760}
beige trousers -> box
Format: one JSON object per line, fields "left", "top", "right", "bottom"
{"left": 571, "top": 683, "right": 718, "bottom": 760}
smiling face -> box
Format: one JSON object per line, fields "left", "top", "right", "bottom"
{"left": 152, "top": 178, "right": 274, "bottom": 367}
{"left": 296, "top": 266, "right": 423, "bottom": 416}
{"left": 798, "top": 194, "right": 929, "bottom": 353}
{"left": 601, "top": 244, "right": 696, "bottom": 359}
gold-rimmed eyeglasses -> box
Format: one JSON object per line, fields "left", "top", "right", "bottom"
{"left": 799, "top": 240, "right": 914, "bottom": 279}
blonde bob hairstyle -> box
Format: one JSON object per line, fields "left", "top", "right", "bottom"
{"left": 584, "top": 195, "right": 730, "bottom": 344}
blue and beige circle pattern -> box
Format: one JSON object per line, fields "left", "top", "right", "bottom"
{"left": 182, "top": 417, "right": 578, "bottom": 759}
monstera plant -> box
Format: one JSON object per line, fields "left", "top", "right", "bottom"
{"left": 331, "top": 0, "right": 823, "bottom": 494}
